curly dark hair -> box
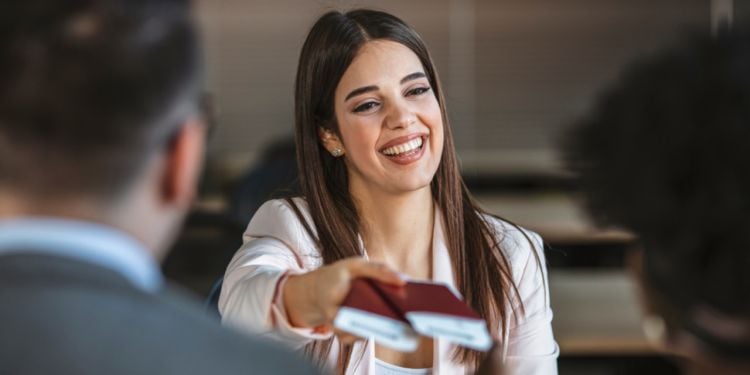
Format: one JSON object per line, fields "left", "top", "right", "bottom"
{"left": 563, "top": 30, "right": 750, "bottom": 361}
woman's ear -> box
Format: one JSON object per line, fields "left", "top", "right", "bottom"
{"left": 318, "top": 127, "right": 346, "bottom": 157}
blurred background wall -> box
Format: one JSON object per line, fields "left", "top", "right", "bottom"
{"left": 196, "top": 0, "right": 709, "bottom": 177}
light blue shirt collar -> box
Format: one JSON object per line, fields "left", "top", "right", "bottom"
{"left": 0, "top": 218, "right": 163, "bottom": 292}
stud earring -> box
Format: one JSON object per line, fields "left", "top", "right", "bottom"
{"left": 331, "top": 148, "right": 344, "bottom": 157}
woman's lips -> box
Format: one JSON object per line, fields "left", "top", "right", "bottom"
{"left": 380, "top": 136, "right": 427, "bottom": 166}
{"left": 378, "top": 133, "right": 427, "bottom": 152}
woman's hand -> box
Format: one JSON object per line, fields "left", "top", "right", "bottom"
{"left": 282, "top": 257, "right": 405, "bottom": 330}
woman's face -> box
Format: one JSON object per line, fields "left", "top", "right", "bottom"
{"left": 327, "top": 40, "right": 444, "bottom": 197}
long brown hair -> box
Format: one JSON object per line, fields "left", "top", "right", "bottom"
{"left": 292, "top": 9, "right": 530, "bottom": 370}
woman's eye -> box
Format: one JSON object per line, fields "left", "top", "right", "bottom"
{"left": 353, "top": 101, "right": 379, "bottom": 113}
{"left": 407, "top": 86, "right": 431, "bottom": 96}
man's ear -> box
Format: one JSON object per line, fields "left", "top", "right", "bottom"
{"left": 317, "top": 127, "right": 345, "bottom": 157}
{"left": 160, "top": 119, "right": 206, "bottom": 207}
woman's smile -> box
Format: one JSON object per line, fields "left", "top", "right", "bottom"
{"left": 379, "top": 134, "right": 428, "bottom": 165}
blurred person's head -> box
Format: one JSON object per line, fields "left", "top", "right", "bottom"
{"left": 0, "top": 0, "right": 205, "bottom": 259}
{"left": 564, "top": 31, "right": 750, "bottom": 373}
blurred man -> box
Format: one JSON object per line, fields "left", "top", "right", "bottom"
{"left": 564, "top": 30, "right": 750, "bottom": 374}
{"left": 0, "top": 1, "right": 317, "bottom": 374}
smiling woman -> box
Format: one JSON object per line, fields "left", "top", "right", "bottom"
{"left": 218, "top": 9, "right": 558, "bottom": 375}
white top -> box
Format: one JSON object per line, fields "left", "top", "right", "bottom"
{"left": 219, "top": 198, "right": 559, "bottom": 374}
{"left": 374, "top": 358, "right": 431, "bottom": 375}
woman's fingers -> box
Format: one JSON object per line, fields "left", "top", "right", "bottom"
{"left": 317, "top": 258, "right": 405, "bottom": 325}
{"left": 283, "top": 257, "right": 405, "bottom": 329}
{"left": 311, "top": 324, "right": 333, "bottom": 335}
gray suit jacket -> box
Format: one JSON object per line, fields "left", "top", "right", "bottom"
{"left": 0, "top": 253, "right": 320, "bottom": 375}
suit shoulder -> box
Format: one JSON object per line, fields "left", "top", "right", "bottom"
{"left": 0, "top": 282, "right": 319, "bottom": 374}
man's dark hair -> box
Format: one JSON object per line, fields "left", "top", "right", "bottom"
{"left": 564, "top": 31, "right": 750, "bottom": 361}
{"left": 0, "top": 0, "right": 202, "bottom": 199}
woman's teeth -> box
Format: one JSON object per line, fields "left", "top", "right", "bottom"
{"left": 381, "top": 137, "right": 423, "bottom": 156}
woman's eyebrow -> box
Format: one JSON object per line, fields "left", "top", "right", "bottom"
{"left": 345, "top": 85, "right": 378, "bottom": 102}
{"left": 401, "top": 71, "right": 426, "bottom": 84}
{"left": 344, "top": 72, "right": 427, "bottom": 102}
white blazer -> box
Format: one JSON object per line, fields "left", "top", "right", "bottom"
{"left": 219, "top": 198, "right": 559, "bottom": 374}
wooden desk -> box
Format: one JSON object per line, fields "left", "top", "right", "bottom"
{"left": 550, "top": 270, "right": 657, "bottom": 355}
{"left": 475, "top": 192, "right": 634, "bottom": 245}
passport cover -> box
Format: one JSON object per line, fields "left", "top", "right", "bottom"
{"left": 333, "top": 278, "right": 492, "bottom": 352}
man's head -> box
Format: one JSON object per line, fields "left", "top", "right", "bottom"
{"left": 0, "top": 0, "right": 205, "bottom": 257}
{"left": 564, "top": 31, "right": 750, "bottom": 372}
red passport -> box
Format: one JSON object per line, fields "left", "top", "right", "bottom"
{"left": 333, "top": 278, "right": 492, "bottom": 352}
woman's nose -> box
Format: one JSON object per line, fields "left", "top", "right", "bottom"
{"left": 384, "top": 101, "right": 416, "bottom": 130}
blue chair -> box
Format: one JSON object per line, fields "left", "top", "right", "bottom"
{"left": 205, "top": 277, "right": 223, "bottom": 318}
